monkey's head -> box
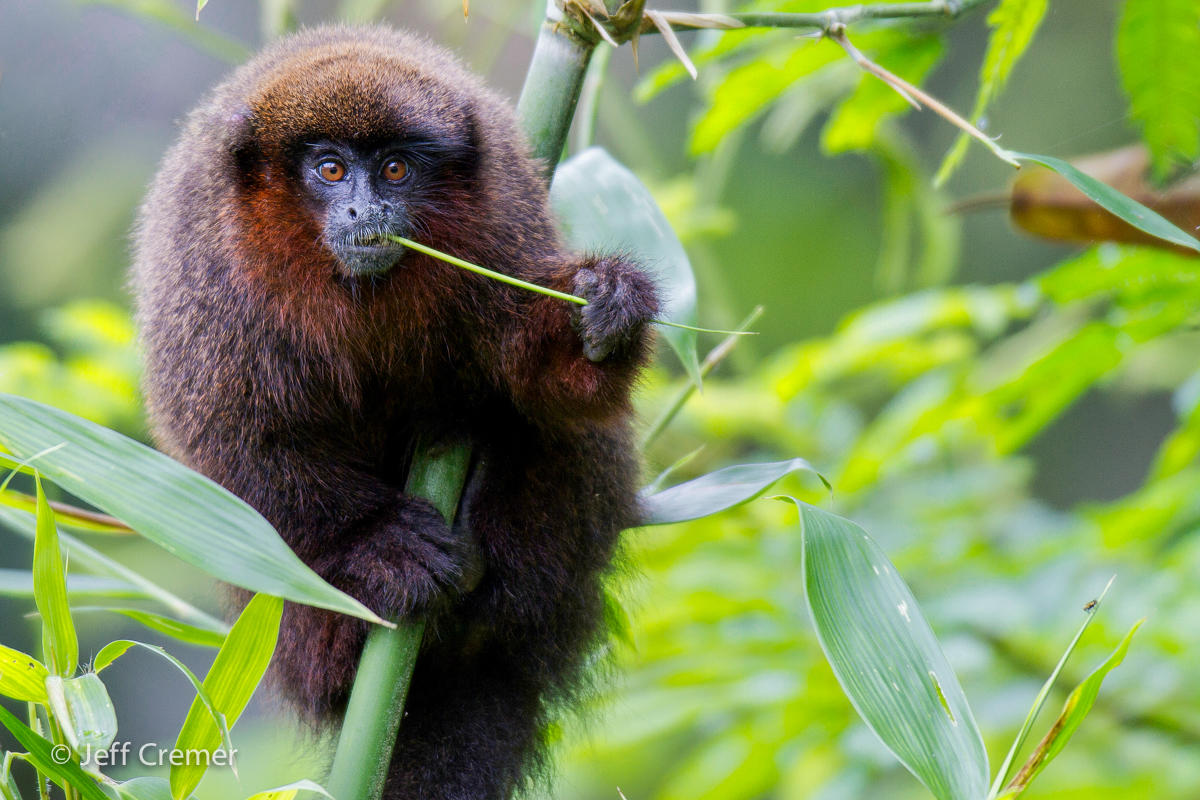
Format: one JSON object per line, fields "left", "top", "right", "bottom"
{"left": 227, "top": 40, "right": 480, "bottom": 279}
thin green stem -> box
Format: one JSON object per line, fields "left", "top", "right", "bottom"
{"left": 830, "top": 27, "right": 1019, "bottom": 169}
{"left": 986, "top": 576, "right": 1116, "bottom": 799}
{"left": 391, "top": 236, "right": 748, "bottom": 335}
{"left": 389, "top": 236, "right": 586, "bottom": 304}
{"left": 389, "top": 235, "right": 753, "bottom": 335}
{"left": 641, "top": 306, "right": 764, "bottom": 448}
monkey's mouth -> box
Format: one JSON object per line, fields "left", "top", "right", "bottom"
{"left": 327, "top": 232, "right": 408, "bottom": 276}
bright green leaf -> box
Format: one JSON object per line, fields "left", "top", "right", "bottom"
{"left": 551, "top": 148, "right": 702, "bottom": 386}
{"left": 793, "top": 500, "right": 989, "bottom": 800}
{"left": 33, "top": 472, "right": 78, "bottom": 677}
{"left": 0, "top": 395, "right": 382, "bottom": 625}
{"left": 640, "top": 458, "right": 827, "bottom": 525}
{"left": 45, "top": 673, "right": 118, "bottom": 757}
{"left": 690, "top": 41, "right": 840, "bottom": 155}
{"left": 1117, "top": 0, "right": 1200, "bottom": 178}
{"left": 0, "top": 704, "right": 109, "bottom": 800}
{"left": 244, "top": 780, "right": 334, "bottom": 800}
{"left": 997, "top": 619, "right": 1144, "bottom": 798}
{"left": 0, "top": 643, "right": 49, "bottom": 703}
{"left": 171, "top": 594, "right": 283, "bottom": 800}
{"left": 92, "top": 640, "right": 234, "bottom": 764}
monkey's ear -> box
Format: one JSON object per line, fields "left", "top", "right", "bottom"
{"left": 224, "top": 104, "right": 263, "bottom": 174}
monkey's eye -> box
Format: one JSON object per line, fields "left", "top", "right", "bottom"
{"left": 317, "top": 160, "right": 346, "bottom": 182}
{"left": 382, "top": 159, "right": 408, "bottom": 183}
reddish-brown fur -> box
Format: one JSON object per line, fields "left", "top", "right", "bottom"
{"left": 133, "top": 25, "right": 657, "bottom": 800}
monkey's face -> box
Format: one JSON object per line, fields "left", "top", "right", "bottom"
{"left": 228, "top": 45, "right": 480, "bottom": 281}
{"left": 299, "top": 140, "right": 415, "bottom": 276}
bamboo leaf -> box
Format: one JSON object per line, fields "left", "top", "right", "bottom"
{"left": 937, "top": 0, "right": 1048, "bottom": 183}
{"left": 92, "top": 638, "right": 234, "bottom": 772}
{"left": 550, "top": 148, "right": 702, "bottom": 386}
{"left": 640, "top": 458, "right": 826, "bottom": 526}
{"left": 73, "top": 607, "right": 228, "bottom": 648}
{"left": 0, "top": 569, "right": 146, "bottom": 601}
{"left": 45, "top": 673, "right": 118, "bottom": 757}
{"left": 33, "top": 472, "right": 78, "bottom": 677}
{"left": 1011, "top": 153, "right": 1200, "bottom": 253}
{"left": 1116, "top": 0, "right": 1200, "bottom": 179}
{"left": 112, "top": 778, "right": 194, "bottom": 800}
{"left": 0, "top": 704, "right": 109, "bottom": 800}
{"left": 0, "top": 644, "right": 49, "bottom": 703}
{"left": 0, "top": 394, "right": 383, "bottom": 625}
{"left": 998, "top": 619, "right": 1144, "bottom": 798}
{"left": 244, "top": 780, "right": 335, "bottom": 800}
{"left": 793, "top": 500, "right": 989, "bottom": 800}
{"left": 1, "top": 751, "right": 21, "bottom": 800}
{"left": 0, "top": 509, "right": 226, "bottom": 630}
{"left": 170, "top": 594, "right": 283, "bottom": 800}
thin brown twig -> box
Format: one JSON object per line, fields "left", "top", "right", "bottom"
{"left": 635, "top": 0, "right": 991, "bottom": 33}
{"left": 828, "top": 25, "right": 1020, "bottom": 169}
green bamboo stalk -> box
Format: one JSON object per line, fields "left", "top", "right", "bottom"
{"left": 324, "top": 439, "right": 472, "bottom": 800}
{"left": 516, "top": 16, "right": 595, "bottom": 172}
{"left": 324, "top": 15, "right": 598, "bottom": 800}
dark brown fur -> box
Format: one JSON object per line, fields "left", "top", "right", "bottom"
{"left": 132, "top": 25, "right": 657, "bottom": 800}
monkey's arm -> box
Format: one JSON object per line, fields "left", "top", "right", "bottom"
{"left": 494, "top": 255, "right": 658, "bottom": 426}
{"left": 189, "top": 423, "right": 471, "bottom": 617}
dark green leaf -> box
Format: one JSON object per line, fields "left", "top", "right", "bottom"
{"left": 0, "top": 704, "right": 109, "bottom": 800}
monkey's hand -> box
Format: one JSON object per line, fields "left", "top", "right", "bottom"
{"left": 571, "top": 258, "right": 658, "bottom": 363}
{"left": 323, "top": 495, "right": 480, "bottom": 619}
